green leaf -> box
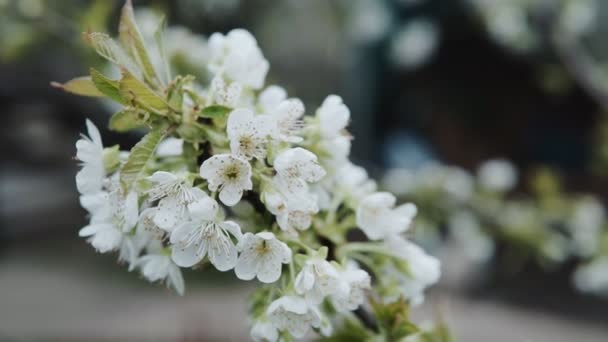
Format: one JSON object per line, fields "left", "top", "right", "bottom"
{"left": 51, "top": 77, "right": 104, "bottom": 97}
{"left": 166, "top": 75, "right": 194, "bottom": 110}
{"left": 371, "top": 296, "right": 419, "bottom": 340}
{"left": 119, "top": 69, "right": 169, "bottom": 112}
{"left": 118, "top": 0, "right": 160, "bottom": 87}
{"left": 120, "top": 127, "right": 166, "bottom": 192}
{"left": 83, "top": 31, "right": 141, "bottom": 77}
{"left": 198, "top": 105, "right": 231, "bottom": 119}
{"left": 154, "top": 15, "right": 171, "bottom": 85}
{"left": 109, "top": 108, "right": 147, "bottom": 132}
{"left": 89, "top": 68, "right": 124, "bottom": 104}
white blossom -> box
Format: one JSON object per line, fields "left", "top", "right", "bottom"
{"left": 200, "top": 154, "right": 253, "bottom": 206}
{"left": 251, "top": 320, "right": 278, "bottom": 342}
{"left": 389, "top": 19, "right": 439, "bottom": 70}
{"left": 295, "top": 256, "right": 341, "bottom": 304}
{"left": 259, "top": 85, "right": 305, "bottom": 143}
{"left": 227, "top": 108, "right": 271, "bottom": 160}
{"left": 274, "top": 147, "right": 326, "bottom": 196}
{"left": 170, "top": 196, "right": 242, "bottom": 270}
{"left": 208, "top": 29, "right": 269, "bottom": 89}
{"left": 574, "top": 257, "right": 608, "bottom": 294}
{"left": 317, "top": 95, "right": 350, "bottom": 139}
{"left": 356, "top": 192, "right": 417, "bottom": 240}
{"left": 209, "top": 76, "right": 243, "bottom": 107}
{"left": 477, "top": 158, "right": 518, "bottom": 192}
{"left": 118, "top": 212, "right": 159, "bottom": 271}
{"left": 336, "top": 162, "right": 377, "bottom": 203}
{"left": 79, "top": 176, "right": 139, "bottom": 253}
{"left": 448, "top": 210, "right": 494, "bottom": 262}
{"left": 263, "top": 187, "right": 318, "bottom": 233}
{"left": 569, "top": 197, "right": 605, "bottom": 257}
{"left": 315, "top": 95, "right": 352, "bottom": 166}
{"left": 137, "top": 246, "right": 185, "bottom": 296}
{"left": 267, "top": 295, "right": 321, "bottom": 338}
{"left": 385, "top": 236, "right": 440, "bottom": 306}
{"left": 331, "top": 262, "right": 371, "bottom": 312}
{"left": 75, "top": 119, "right": 105, "bottom": 195}
{"left": 79, "top": 222, "right": 124, "bottom": 254}
{"left": 146, "top": 171, "right": 205, "bottom": 231}
{"left": 156, "top": 137, "right": 184, "bottom": 157}
{"left": 258, "top": 85, "right": 286, "bottom": 113}
{"left": 235, "top": 232, "right": 292, "bottom": 283}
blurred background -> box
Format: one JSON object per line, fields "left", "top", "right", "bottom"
{"left": 3, "top": 0, "right": 608, "bottom": 340}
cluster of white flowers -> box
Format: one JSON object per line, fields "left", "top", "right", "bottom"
{"left": 68, "top": 4, "right": 441, "bottom": 340}
{"left": 382, "top": 158, "right": 608, "bottom": 297}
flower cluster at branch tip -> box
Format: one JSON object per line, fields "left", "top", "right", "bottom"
{"left": 68, "top": 2, "right": 441, "bottom": 340}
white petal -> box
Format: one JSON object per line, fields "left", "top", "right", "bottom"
{"left": 207, "top": 235, "right": 237, "bottom": 271}
{"left": 295, "top": 267, "right": 315, "bottom": 294}
{"left": 221, "top": 220, "right": 243, "bottom": 242}
{"left": 171, "top": 243, "right": 201, "bottom": 268}
{"left": 257, "top": 255, "right": 283, "bottom": 283}
{"left": 259, "top": 85, "right": 286, "bottom": 112}
{"left": 188, "top": 196, "right": 218, "bottom": 222}
{"left": 79, "top": 192, "right": 110, "bottom": 217}
{"left": 234, "top": 247, "right": 259, "bottom": 281}
{"left": 170, "top": 222, "right": 197, "bottom": 245}
{"left": 227, "top": 108, "right": 255, "bottom": 138}
{"left": 275, "top": 239, "right": 293, "bottom": 263}
{"left": 79, "top": 223, "right": 110, "bottom": 237}
{"left": 89, "top": 226, "right": 122, "bottom": 253}
{"left": 199, "top": 154, "right": 228, "bottom": 185}
{"left": 147, "top": 170, "right": 178, "bottom": 183}
{"left": 123, "top": 191, "right": 139, "bottom": 231}
{"left": 76, "top": 165, "right": 103, "bottom": 194}
{"left": 168, "top": 263, "right": 185, "bottom": 295}
{"left": 279, "top": 295, "right": 309, "bottom": 315}
{"left": 85, "top": 119, "right": 102, "bottom": 146}
{"left": 154, "top": 196, "right": 184, "bottom": 231}
{"left": 219, "top": 183, "right": 244, "bottom": 206}
{"left": 318, "top": 95, "right": 350, "bottom": 138}
{"left": 156, "top": 138, "right": 184, "bottom": 157}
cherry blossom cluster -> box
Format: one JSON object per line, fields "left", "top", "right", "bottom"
{"left": 65, "top": 2, "right": 441, "bottom": 340}
{"left": 384, "top": 159, "right": 608, "bottom": 295}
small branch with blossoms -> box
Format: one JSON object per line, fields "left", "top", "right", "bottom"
{"left": 56, "top": 1, "right": 443, "bottom": 340}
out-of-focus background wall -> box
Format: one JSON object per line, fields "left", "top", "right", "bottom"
{"left": 2, "top": 0, "right": 608, "bottom": 340}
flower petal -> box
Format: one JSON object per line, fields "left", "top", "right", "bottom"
{"left": 154, "top": 196, "right": 184, "bottom": 231}
{"left": 257, "top": 255, "right": 282, "bottom": 283}
{"left": 235, "top": 247, "right": 259, "bottom": 281}
{"left": 171, "top": 243, "right": 202, "bottom": 268}
{"left": 168, "top": 263, "right": 185, "bottom": 295}
{"left": 188, "top": 196, "right": 218, "bottom": 222}
{"left": 207, "top": 234, "right": 237, "bottom": 271}
{"left": 219, "top": 183, "right": 244, "bottom": 206}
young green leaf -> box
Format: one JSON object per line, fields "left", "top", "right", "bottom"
{"left": 90, "top": 68, "right": 124, "bottom": 104}
{"left": 154, "top": 15, "right": 171, "bottom": 85}
{"left": 119, "top": 69, "right": 169, "bottom": 112}
{"left": 371, "top": 296, "right": 419, "bottom": 340}
{"left": 119, "top": 0, "right": 160, "bottom": 87}
{"left": 120, "top": 127, "right": 166, "bottom": 192}
{"left": 109, "top": 108, "right": 147, "bottom": 132}
{"left": 83, "top": 31, "right": 141, "bottom": 78}
{"left": 198, "top": 105, "right": 231, "bottom": 119}
{"left": 51, "top": 77, "right": 104, "bottom": 97}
